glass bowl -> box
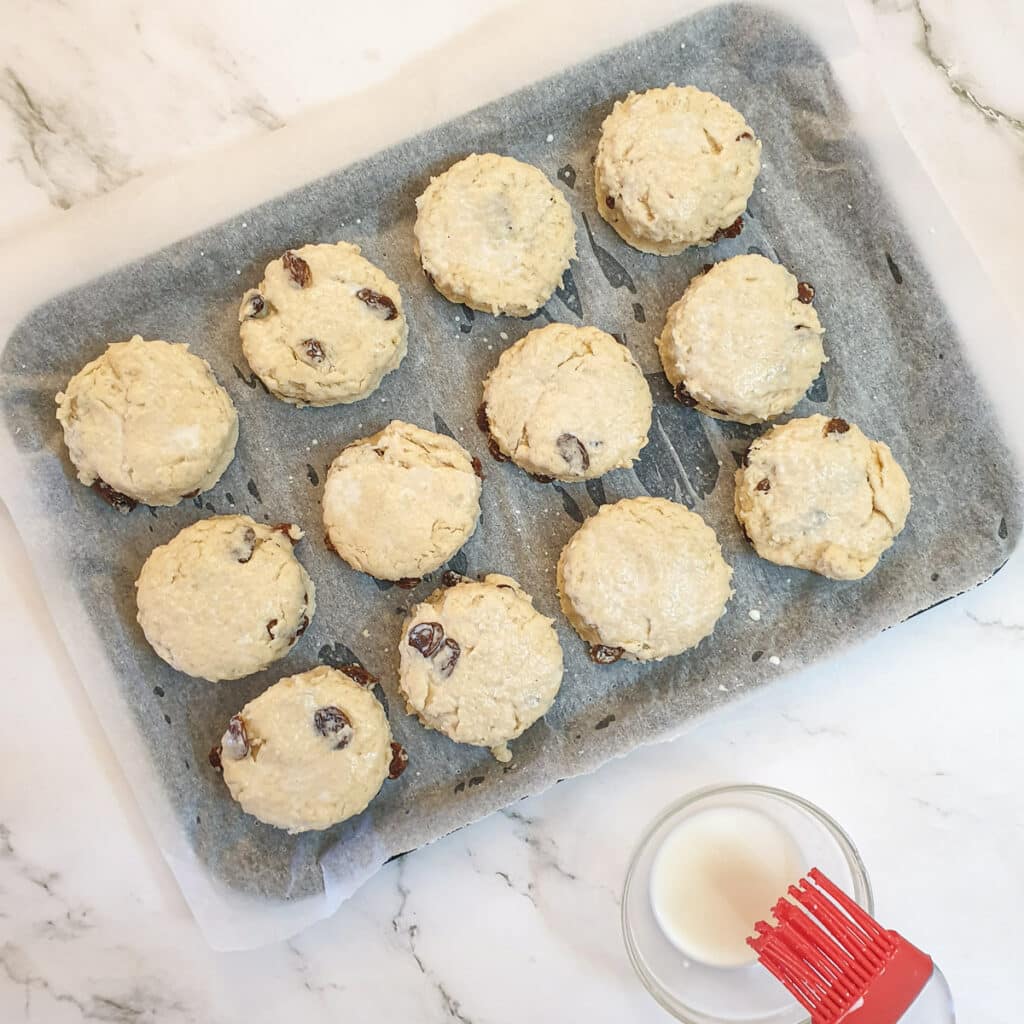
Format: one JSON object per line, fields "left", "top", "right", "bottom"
{"left": 622, "top": 783, "right": 872, "bottom": 1024}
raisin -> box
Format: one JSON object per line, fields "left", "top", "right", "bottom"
{"left": 556, "top": 433, "right": 590, "bottom": 473}
{"left": 221, "top": 715, "right": 249, "bottom": 760}
{"left": 93, "top": 480, "right": 137, "bottom": 514}
{"left": 266, "top": 618, "right": 278, "bottom": 638}
{"left": 590, "top": 644, "right": 624, "bottom": 665}
{"left": 755, "top": 478, "right": 771, "bottom": 492}
{"left": 530, "top": 472, "right": 555, "bottom": 484}
{"left": 302, "top": 338, "right": 325, "bottom": 363}
{"left": 476, "top": 403, "right": 491, "bottom": 434}
{"left": 673, "top": 382, "right": 699, "bottom": 407}
{"left": 396, "top": 577, "right": 421, "bottom": 590}
{"left": 283, "top": 250, "right": 311, "bottom": 287}
{"left": 408, "top": 621, "right": 444, "bottom": 657}
{"left": 710, "top": 216, "right": 744, "bottom": 242}
{"left": 208, "top": 746, "right": 223, "bottom": 770}
{"left": 701, "top": 263, "right": 715, "bottom": 275}
{"left": 356, "top": 288, "right": 399, "bottom": 321}
{"left": 236, "top": 526, "right": 257, "bottom": 563}
{"left": 294, "top": 613, "right": 309, "bottom": 638}
{"left": 339, "top": 664, "right": 378, "bottom": 687}
{"left": 736, "top": 131, "right": 754, "bottom": 141}
{"left": 436, "top": 638, "right": 461, "bottom": 678}
{"left": 471, "top": 456, "right": 484, "bottom": 480}
{"left": 388, "top": 742, "right": 409, "bottom": 779}
{"left": 243, "top": 292, "right": 269, "bottom": 319}
{"left": 313, "top": 706, "right": 354, "bottom": 749}
{"left": 271, "top": 523, "right": 298, "bottom": 542}
{"left": 487, "top": 436, "right": 510, "bottom": 463}
{"left": 605, "top": 195, "right": 616, "bottom": 209}
{"left": 442, "top": 570, "right": 467, "bottom": 588}
{"left": 181, "top": 488, "right": 200, "bottom": 499}
{"left": 797, "top": 281, "right": 815, "bottom": 304}
{"left": 825, "top": 417, "right": 850, "bottom": 436}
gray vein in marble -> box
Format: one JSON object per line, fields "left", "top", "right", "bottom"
{"left": 965, "top": 610, "right": 1024, "bottom": 633}
{"left": 1, "top": 943, "right": 193, "bottom": 1023}
{"left": 911, "top": 0, "right": 1024, "bottom": 135}
{"left": 0, "top": 68, "right": 137, "bottom": 210}
{"left": 501, "top": 808, "right": 621, "bottom": 904}
{"left": 390, "top": 862, "right": 476, "bottom": 1023}
{"left": 779, "top": 710, "right": 847, "bottom": 739}
{"left": 285, "top": 940, "right": 346, "bottom": 1000}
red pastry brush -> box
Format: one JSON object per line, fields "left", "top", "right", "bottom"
{"left": 748, "top": 868, "right": 955, "bottom": 1023}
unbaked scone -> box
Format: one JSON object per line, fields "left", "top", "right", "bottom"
{"left": 215, "top": 665, "right": 406, "bottom": 834}
{"left": 238, "top": 242, "right": 407, "bottom": 407}
{"left": 658, "top": 255, "right": 825, "bottom": 423}
{"left": 734, "top": 415, "right": 911, "bottom": 580}
{"left": 557, "top": 497, "right": 732, "bottom": 663}
{"left": 322, "top": 421, "right": 482, "bottom": 581}
{"left": 55, "top": 336, "right": 238, "bottom": 510}
{"left": 414, "top": 153, "right": 576, "bottom": 317}
{"left": 481, "top": 323, "right": 652, "bottom": 481}
{"left": 595, "top": 85, "right": 761, "bottom": 254}
{"left": 136, "top": 515, "right": 315, "bottom": 681}
{"left": 398, "top": 573, "right": 563, "bottom": 762}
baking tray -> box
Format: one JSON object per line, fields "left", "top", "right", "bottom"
{"left": 1, "top": 1, "right": 1020, "bottom": 947}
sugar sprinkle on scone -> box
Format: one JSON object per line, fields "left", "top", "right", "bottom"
{"left": 55, "top": 336, "right": 238, "bottom": 510}
{"left": 595, "top": 85, "right": 761, "bottom": 254}
{"left": 658, "top": 254, "right": 826, "bottom": 423}
{"left": 239, "top": 242, "right": 407, "bottom": 407}
{"left": 414, "top": 153, "right": 576, "bottom": 317}
{"left": 481, "top": 323, "right": 652, "bottom": 481}
{"left": 322, "top": 420, "right": 482, "bottom": 582}
{"left": 398, "top": 574, "right": 563, "bottom": 763}
{"left": 557, "top": 497, "right": 732, "bottom": 663}
{"left": 735, "top": 414, "right": 911, "bottom": 580}
{"left": 136, "top": 515, "right": 315, "bottom": 682}
{"left": 215, "top": 665, "right": 405, "bottom": 834}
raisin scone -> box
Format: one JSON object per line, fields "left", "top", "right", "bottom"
{"left": 658, "top": 255, "right": 825, "bottom": 423}
{"left": 322, "top": 421, "right": 482, "bottom": 582}
{"left": 595, "top": 85, "right": 761, "bottom": 254}
{"left": 481, "top": 323, "right": 652, "bottom": 481}
{"left": 136, "top": 515, "right": 315, "bottom": 682}
{"left": 414, "top": 153, "right": 576, "bottom": 317}
{"left": 239, "top": 242, "right": 407, "bottom": 407}
{"left": 55, "top": 336, "right": 238, "bottom": 510}
{"left": 735, "top": 415, "right": 911, "bottom": 580}
{"left": 398, "top": 573, "right": 563, "bottom": 762}
{"left": 215, "top": 665, "right": 406, "bottom": 834}
{"left": 557, "top": 497, "right": 732, "bottom": 663}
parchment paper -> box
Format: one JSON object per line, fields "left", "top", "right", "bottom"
{"left": 0, "top": 2, "right": 1020, "bottom": 949}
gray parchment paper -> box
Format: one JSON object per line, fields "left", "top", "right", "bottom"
{"left": 1, "top": 3, "right": 1020, "bottom": 946}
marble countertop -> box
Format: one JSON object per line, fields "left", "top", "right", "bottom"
{"left": 1, "top": 1, "right": 1021, "bottom": 1021}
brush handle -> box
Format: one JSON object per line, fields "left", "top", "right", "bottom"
{"left": 897, "top": 966, "right": 955, "bottom": 1023}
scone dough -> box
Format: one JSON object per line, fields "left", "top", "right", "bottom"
{"left": 239, "top": 242, "right": 407, "bottom": 407}
{"left": 734, "top": 414, "right": 911, "bottom": 580}
{"left": 414, "top": 153, "right": 576, "bottom": 317}
{"left": 557, "top": 497, "right": 732, "bottom": 662}
{"left": 218, "top": 666, "right": 395, "bottom": 833}
{"left": 55, "top": 336, "right": 238, "bottom": 508}
{"left": 323, "top": 420, "right": 482, "bottom": 581}
{"left": 595, "top": 85, "right": 761, "bottom": 254}
{"left": 136, "top": 515, "right": 316, "bottom": 681}
{"left": 482, "top": 323, "right": 652, "bottom": 481}
{"left": 398, "top": 574, "right": 563, "bottom": 762}
{"left": 658, "top": 255, "right": 826, "bottom": 423}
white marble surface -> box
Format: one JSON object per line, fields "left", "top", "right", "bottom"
{"left": 1, "top": 1, "right": 1022, "bottom": 1021}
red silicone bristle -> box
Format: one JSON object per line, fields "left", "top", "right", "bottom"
{"left": 747, "top": 870, "right": 929, "bottom": 1024}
